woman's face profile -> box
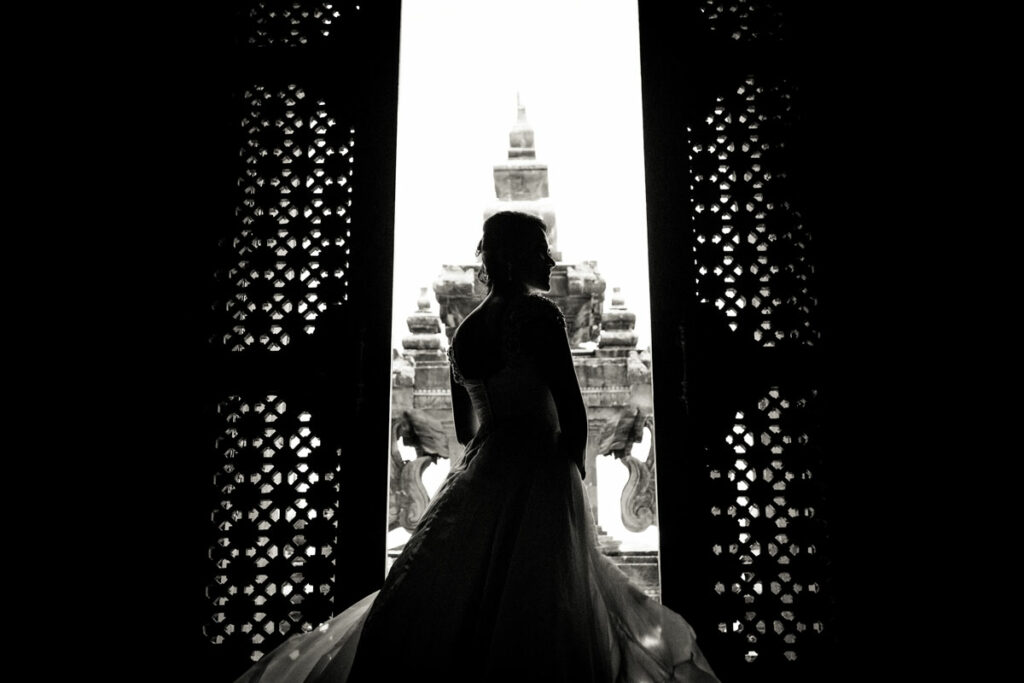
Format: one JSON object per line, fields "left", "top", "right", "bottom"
{"left": 522, "top": 230, "right": 556, "bottom": 292}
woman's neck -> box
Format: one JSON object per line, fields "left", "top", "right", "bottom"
{"left": 488, "top": 283, "right": 533, "bottom": 299}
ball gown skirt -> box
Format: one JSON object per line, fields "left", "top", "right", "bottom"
{"left": 233, "top": 368, "right": 719, "bottom": 683}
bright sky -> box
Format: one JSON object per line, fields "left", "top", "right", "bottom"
{"left": 391, "top": 0, "right": 652, "bottom": 351}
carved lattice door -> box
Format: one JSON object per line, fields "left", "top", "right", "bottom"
{"left": 185, "top": 3, "right": 401, "bottom": 679}
{"left": 640, "top": 3, "right": 839, "bottom": 681}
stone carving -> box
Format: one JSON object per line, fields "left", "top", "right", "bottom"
{"left": 388, "top": 409, "right": 450, "bottom": 532}
{"left": 597, "top": 408, "right": 658, "bottom": 533}
{"left": 619, "top": 415, "right": 658, "bottom": 533}
{"left": 433, "top": 265, "right": 489, "bottom": 344}
{"left": 598, "top": 287, "right": 639, "bottom": 356}
{"left": 402, "top": 287, "right": 445, "bottom": 360}
{"left": 434, "top": 261, "right": 606, "bottom": 348}
{"left": 391, "top": 349, "right": 415, "bottom": 388}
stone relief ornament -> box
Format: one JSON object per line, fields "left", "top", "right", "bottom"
{"left": 389, "top": 410, "right": 450, "bottom": 532}
{"left": 597, "top": 408, "right": 658, "bottom": 533}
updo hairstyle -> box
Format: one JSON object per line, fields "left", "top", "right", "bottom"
{"left": 475, "top": 211, "right": 549, "bottom": 292}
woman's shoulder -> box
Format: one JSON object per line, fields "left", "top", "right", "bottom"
{"left": 507, "top": 294, "right": 565, "bottom": 328}
{"left": 503, "top": 295, "right": 567, "bottom": 360}
{"left": 450, "top": 300, "right": 504, "bottom": 380}
{"left": 453, "top": 298, "right": 500, "bottom": 347}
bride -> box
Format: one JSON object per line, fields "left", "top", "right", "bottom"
{"left": 234, "top": 211, "right": 719, "bottom": 682}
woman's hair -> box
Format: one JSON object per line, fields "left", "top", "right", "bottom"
{"left": 476, "top": 211, "right": 549, "bottom": 292}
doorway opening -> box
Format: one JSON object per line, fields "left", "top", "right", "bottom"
{"left": 387, "top": 0, "right": 662, "bottom": 598}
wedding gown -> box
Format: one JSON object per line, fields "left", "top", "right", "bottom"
{"left": 234, "top": 294, "right": 719, "bottom": 683}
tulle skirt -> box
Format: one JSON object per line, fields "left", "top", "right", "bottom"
{"left": 234, "top": 425, "right": 719, "bottom": 683}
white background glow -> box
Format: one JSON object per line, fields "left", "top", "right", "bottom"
{"left": 391, "top": 0, "right": 657, "bottom": 551}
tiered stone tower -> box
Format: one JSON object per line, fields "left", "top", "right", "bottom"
{"left": 483, "top": 94, "right": 561, "bottom": 261}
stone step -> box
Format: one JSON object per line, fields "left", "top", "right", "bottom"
{"left": 386, "top": 546, "right": 662, "bottom": 602}
{"left": 605, "top": 550, "right": 661, "bottom": 602}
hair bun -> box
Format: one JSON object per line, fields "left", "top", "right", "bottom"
{"left": 475, "top": 212, "right": 549, "bottom": 292}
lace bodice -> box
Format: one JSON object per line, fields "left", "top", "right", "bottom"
{"left": 448, "top": 294, "right": 565, "bottom": 383}
{"left": 448, "top": 295, "right": 566, "bottom": 433}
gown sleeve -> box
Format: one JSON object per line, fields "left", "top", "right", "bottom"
{"left": 516, "top": 295, "right": 588, "bottom": 479}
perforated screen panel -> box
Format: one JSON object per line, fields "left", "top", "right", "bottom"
{"left": 698, "top": 0, "right": 787, "bottom": 42}
{"left": 198, "top": 0, "right": 400, "bottom": 676}
{"left": 689, "top": 77, "right": 817, "bottom": 348}
{"left": 678, "top": 3, "right": 834, "bottom": 675}
{"left": 236, "top": 1, "right": 359, "bottom": 47}
{"left": 206, "top": 394, "right": 341, "bottom": 662}
{"left": 706, "top": 388, "right": 827, "bottom": 665}
{"left": 213, "top": 84, "right": 354, "bottom": 352}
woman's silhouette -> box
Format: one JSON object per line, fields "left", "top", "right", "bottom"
{"left": 234, "top": 212, "right": 719, "bottom": 682}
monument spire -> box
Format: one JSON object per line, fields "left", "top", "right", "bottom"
{"left": 486, "top": 95, "right": 560, "bottom": 259}
{"left": 508, "top": 93, "right": 535, "bottom": 160}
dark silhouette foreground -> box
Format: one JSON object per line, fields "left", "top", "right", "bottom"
{"left": 234, "top": 212, "right": 719, "bottom": 682}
